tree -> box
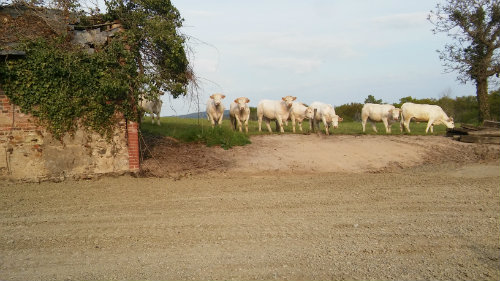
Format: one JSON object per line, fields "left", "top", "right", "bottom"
{"left": 429, "top": 0, "right": 500, "bottom": 122}
{"left": 364, "top": 94, "right": 382, "bottom": 104}
{"left": 105, "top": 0, "right": 192, "bottom": 98}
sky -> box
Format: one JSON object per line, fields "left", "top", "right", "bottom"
{"left": 164, "top": 1, "right": 478, "bottom": 116}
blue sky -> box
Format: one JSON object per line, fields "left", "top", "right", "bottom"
{"left": 162, "top": 0, "right": 477, "bottom": 116}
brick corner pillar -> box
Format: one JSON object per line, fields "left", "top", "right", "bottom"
{"left": 127, "top": 121, "right": 140, "bottom": 173}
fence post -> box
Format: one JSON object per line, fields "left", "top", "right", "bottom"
{"left": 312, "top": 108, "right": 317, "bottom": 133}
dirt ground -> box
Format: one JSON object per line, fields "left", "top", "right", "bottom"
{"left": 1, "top": 134, "right": 499, "bottom": 280}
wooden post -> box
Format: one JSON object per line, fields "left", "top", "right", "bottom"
{"left": 312, "top": 108, "right": 317, "bottom": 133}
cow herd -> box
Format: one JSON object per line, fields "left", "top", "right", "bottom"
{"left": 140, "top": 93, "right": 455, "bottom": 134}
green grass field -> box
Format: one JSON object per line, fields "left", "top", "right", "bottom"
{"left": 140, "top": 116, "right": 452, "bottom": 149}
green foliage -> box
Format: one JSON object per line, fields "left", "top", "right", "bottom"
{"left": 0, "top": 0, "right": 191, "bottom": 139}
{"left": 489, "top": 89, "right": 500, "bottom": 121}
{"left": 364, "top": 94, "right": 382, "bottom": 104}
{"left": 335, "top": 103, "right": 363, "bottom": 122}
{"left": 105, "top": 0, "right": 190, "bottom": 98}
{"left": 140, "top": 118, "right": 251, "bottom": 149}
{"left": 0, "top": 37, "right": 138, "bottom": 139}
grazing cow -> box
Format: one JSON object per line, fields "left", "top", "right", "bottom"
{"left": 361, "top": 103, "right": 401, "bottom": 133}
{"left": 400, "top": 102, "right": 454, "bottom": 133}
{"left": 309, "top": 102, "right": 343, "bottom": 135}
{"left": 206, "top": 93, "right": 226, "bottom": 127}
{"left": 290, "top": 102, "right": 314, "bottom": 133}
{"left": 139, "top": 94, "right": 163, "bottom": 125}
{"left": 257, "top": 96, "right": 297, "bottom": 133}
{"left": 230, "top": 97, "right": 251, "bottom": 133}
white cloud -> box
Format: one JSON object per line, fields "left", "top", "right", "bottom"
{"left": 370, "top": 12, "right": 429, "bottom": 29}
{"left": 253, "top": 57, "right": 322, "bottom": 74}
{"left": 229, "top": 32, "right": 362, "bottom": 60}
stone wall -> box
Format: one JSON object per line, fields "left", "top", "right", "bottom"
{"left": 0, "top": 91, "right": 138, "bottom": 182}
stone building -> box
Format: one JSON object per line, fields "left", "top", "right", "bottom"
{"left": 0, "top": 4, "right": 140, "bottom": 181}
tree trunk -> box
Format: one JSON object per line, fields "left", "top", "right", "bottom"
{"left": 475, "top": 77, "right": 491, "bottom": 122}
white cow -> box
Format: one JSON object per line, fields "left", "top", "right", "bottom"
{"left": 309, "top": 102, "right": 343, "bottom": 135}
{"left": 206, "top": 93, "right": 226, "bottom": 127}
{"left": 361, "top": 103, "right": 401, "bottom": 133}
{"left": 139, "top": 94, "right": 162, "bottom": 125}
{"left": 400, "top": 102, "right": 454, "bottom": 133}
{"left": 230, "top": 97, "right": 251, "bottom": 133}
{"left": 257, "top": 96, "right": 297, "bottom": 133}
{"left": 290, "top": 102, "right": 314, "bottom": 133}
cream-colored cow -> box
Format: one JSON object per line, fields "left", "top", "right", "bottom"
{"left": 206, "top": 93, "right": 226, "bottom": 127}
{"left": 230, "top": 97, "right": 251, "bottom": 133}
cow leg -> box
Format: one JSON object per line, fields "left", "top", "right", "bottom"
{"left": 404, "top": 117, "right": 411, "bottom": 133}
{"left": 322, "top": 117, "right": 329, "bottom": 135}
{"left": 277, "top": 116, "right": 285, "bottom": 133}
{"left": 291, "top": 117, "right": 296, "bottom": 133}
{"left": 430, "top": 124, "right": 434, "bottom": 133}
{"left": 217, "top": 115, "right": 224, "bottom": 127}
{"left": 382, "top": 118, "right": 389, "bottom": 133}
{"left": 361, "top": 117, "right": 367, "bottom": 132}
{"left": 298, "top": 120, "right": 303, "bottom": 132}
{"left": 425, "top": 120, "right": 432, "bottom": 134}
{"left": 265, "top": 118, "right": 272, "bottom": 133}
{"left": 209, "top": 116, "right": 216, "bottom": 127}
{"left": 258, "top": 115, "right": 263, "bottom": 132}
{"left": 370, "top": 120, "right": 378, "bottom": 133}
{"left": 236, "top": 116, "right": 243, "bottom": 132}
{"left": 244, "top": 119, "right": 249, "bottom": 133}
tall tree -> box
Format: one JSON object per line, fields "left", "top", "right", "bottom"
{"left": 364, "top": 94, "right": 382, "bottom": 104}
{"left": 105, "top": 0, "right": 191, "bottom": 98}
{"left": 429, "top": 0, "right": 500, "bottom": 121}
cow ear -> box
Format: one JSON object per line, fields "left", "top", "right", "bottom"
{"left": 234, "top": 99, "right": 238, "bottom": 103}
{"left": 221, "top": 95, "right": 226, "bottom": 99}
{"left": 293, "top": 96, "right": 297, "bottom": 101}
{"left": 339, "top": 116, "right": 344, "bottom": 122}
{"left": 450, "top": 117, "right": 454, "bottom": 121}
{"left": 246, "top": 98, "right": 250, "bottom": 103}
{"left": 210, "top": 94, "right": 214, "bottom": 99}
{"left": 282, "top": 97, "right": 286, "bottom": 101}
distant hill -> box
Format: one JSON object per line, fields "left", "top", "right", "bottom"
{"left": 171, "top": 110, "right": 230, "bottom": 119}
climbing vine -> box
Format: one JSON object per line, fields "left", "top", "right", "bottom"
{"left": 0, "top": 36, "right": 139, "bottom": 139}
{"left": 0, "top": 0, "right": 192, "bottom": 140}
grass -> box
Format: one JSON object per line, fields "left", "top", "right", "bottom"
{"left": 140, "top": 116, "right": 453, "bottom": 148}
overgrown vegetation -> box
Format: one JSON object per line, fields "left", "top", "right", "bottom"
{"left": 0, "top": 37, "right": 137, "bottom": 138}
{"left": 141, "top": 119, "right": 251, "bottom": 149}
{"left": 0, "top": 0, "right": 191, "bottom": 139}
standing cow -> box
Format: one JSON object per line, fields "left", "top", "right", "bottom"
{"left": 309, "top": 102, "right": 343, "bottom": 135}
{"left": 361, "top": 103, "right": 401, "bottom": 133}
{"left": 257, "top": 96, "right": 297, "bottom": 133}
{"left": 400, "top": 102, "right": 454, "bottom": 133}
{"left": 230, "top": 97, "right": 251, "bottom": 133}
{"left": 290, "top": 102, "right": 314, "bottom": 133}
{"left": 206, "top": 93, "right": 226, "bottom": 127}
{"left": 139, "top": 93, "right": 163, "bottom": 125}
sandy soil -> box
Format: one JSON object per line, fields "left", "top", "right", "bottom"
{"left": 1, "top": 134, "right": 499, "bottom": 280}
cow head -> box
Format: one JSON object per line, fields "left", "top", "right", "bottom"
{"left": 390, "top": 108, "right": 401, "bottom": 121}
{"left": 304, "top": 106, "right": 314, "bottom": 119}
{"left": 210, "top": 93, "right": 226, "bottom": 106}
{"left": 282, "top": 96, "right": 297, "bottom": 108}
{"left": 234, "top": 97, "right": 250, "bottom": 112}
{"left": 444, "top": 117, "right": 455, "bottom": 128}
{"left": 331, "top": 115, "right": 342, "bottom": 129}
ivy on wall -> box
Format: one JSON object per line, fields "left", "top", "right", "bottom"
{"left": 0, "top": 0, "right": 192, "bottom": 140}
{"left": 0, "top": 36, "right": 138, "bottom": 139}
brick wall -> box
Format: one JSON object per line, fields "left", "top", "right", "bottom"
{"left": 0, "top": 90, "right": 140, "bottom": 181}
